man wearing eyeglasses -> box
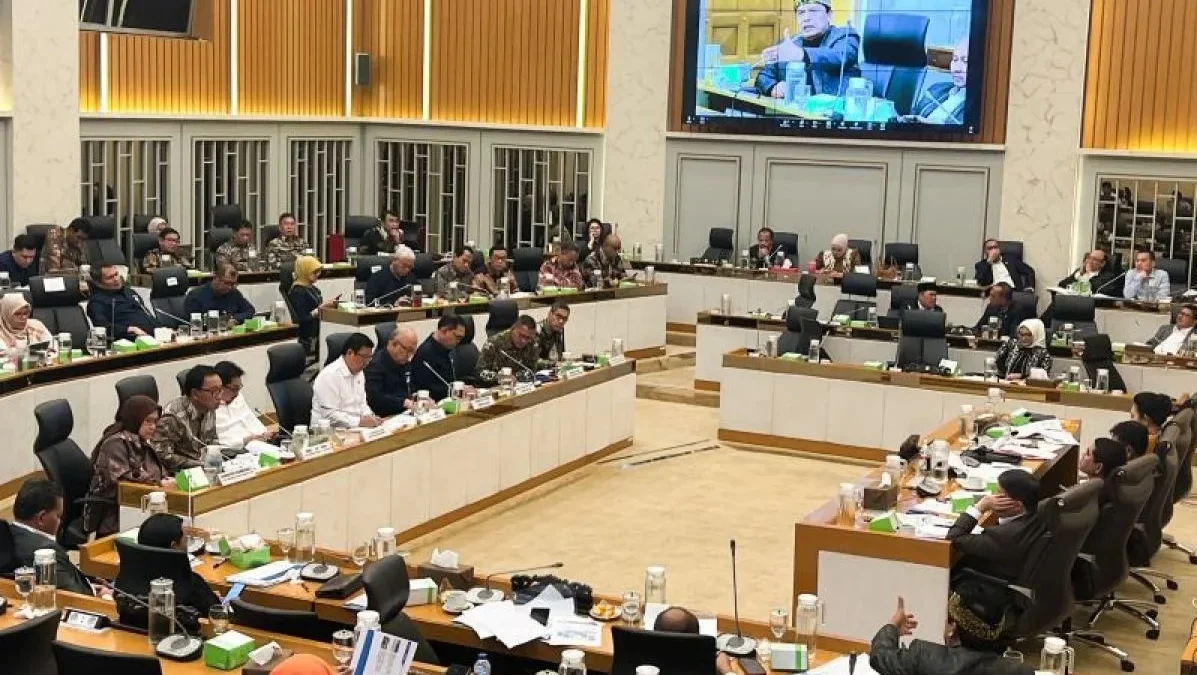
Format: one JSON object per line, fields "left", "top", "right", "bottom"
{"left": 151, "top": 365, "right": 223, "bottom": 471}
{"left": 974, "top": 239, "right": 1036, "bottom": 293}
{"left": 183, "top": 262, "right": 256, "bottom": 325}
{"left": 312, "top": 332, "right": 383, "bottom": 429}
{"left": 141, "top": 227, "right": 194, "bottom": 273}
{"left": 213, "top": 360, "right": 275, "bottom": 446}
{"left": 755, "top": 0, "right": 861, "bottom": 99}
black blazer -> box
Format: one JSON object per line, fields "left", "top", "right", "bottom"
{"left": 973, "top": 303, "right": 1034, "bottom": 339}
{"left": 870, "top": 624, "right": 1034, "bottom": 675}
{"left": 975, "top": 258, "right": 1036, "bottom": 292}
{"left": 364, "top": 348, "right": 413, "bottom": 416}
{"left": 10, "top": 524, "right": 93, "bottom": 596}
{"left": 1057, "top": 268, "right": 1124, "bottom": 297}
{"left": 900, "top": 301, "right": 944, "bottom": 313}
{"left": 946, "top": 511, "right": 1043, "bottom": 582}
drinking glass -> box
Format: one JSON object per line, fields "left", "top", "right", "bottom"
{"left": 621, "top": 591, "right": 642, "bottom": 624}
{"left": 332, "top": 629, "right": 355, "bottom": 666}
{"left": 352, "top": 542, "right": 371, "bottom": 569}
{"left": 209, "top": 605, "right": 230, "bottom": 635}
{"left": 14, "top": 566, "right": 34, "bottom": 612}
{"left": 769, "top": 608, "right": 788, "bottom": 640}
{"left": 1003, "top": 648, "right": 1024, "bottom": 662}
{"left": 277, "top": 527, "right": 296, "bottom": 563}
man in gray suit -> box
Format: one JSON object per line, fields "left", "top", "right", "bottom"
{"left": 9, "top": 480, "right": 93, "bottom": 596}
{"left": 1147, "top": 303, "right": 1197, "bottom": 356}
{"left": 755, "top": 0, "right": 862, "bottom": 99}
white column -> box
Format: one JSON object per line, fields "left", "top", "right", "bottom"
{"left": 998, "top": 0, "right": 1090, "bottom": 292}
{"left": 0, "top": 0, "right": 80, "bottom": 240}
{"left": 602, "top": 0, "right": 671, "bottom": 248}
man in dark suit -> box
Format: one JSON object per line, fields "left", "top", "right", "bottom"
{"left": 974, "top": 239, "right": 1036, "bottom": 292}
{"left": 946, "top": 470, "right": 1042, "bottom": 583}
{"left": 901, "top": 282, "right": 944, "bottom": 313}
{"left": 9, "top": 479, "right": 93, "bottom": 596}
{"left": 755, "top": 0, "right": 861, "bottom": 98}
{"left": 973, "top": 283, "right": 1032, "bottom": 338}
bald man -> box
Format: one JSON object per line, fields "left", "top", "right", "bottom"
{"left": 653, "top": 607, "right": 734, "bottom": 675}
{"left": 365, "top": 325, "right": 418, "bottom": 416}
{"left": 583, "top": 232, "right": 630, "bottom": 289}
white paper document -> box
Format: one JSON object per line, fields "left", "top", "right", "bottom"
{"left": 807, "top": 655, "right": 880, "bottom": 675}
{"left": 226, "top": 561, "right": 297, "bottom": 587}
{"left": 907, "top": 499, "right": 955, "bottom": 517}
{"left": 453, "top": 600, "right": 547, "bottom": 648}
{"left": 345, "top": 592, "right": 367, "bottom": 610}
{"left": 546, "top": 617, "right": 603, "bottom": 647}
{"left": 350, "top": 628, "right": 417, "bottom": 675}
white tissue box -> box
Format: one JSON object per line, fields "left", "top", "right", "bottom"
{"left": 408, "top": 578, "right": 437, "bottom": 606}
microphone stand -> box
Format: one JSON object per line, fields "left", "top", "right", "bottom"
{"left": 717, "top": 539, "right": 756, "bottom": 654}
{"left": 498, "top": 348, "right": 536, "bottom": 379}
{"left": 98, "top": 580, "right": 204, "bottom": 661}
{"left": 369, "top": 283, "right": 413, "bottom": 308}
{"left": 473, "top": 562, "right": 564, "bottom": 602}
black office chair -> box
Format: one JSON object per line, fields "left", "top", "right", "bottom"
{"left": 1011, "top": 291, "right": 1038, "bottom": 323}
{"left": 1155, "top": 257, "right": 1188, "bottom": 296}
{"left": 774, "top": 231, "right": 800, "bottom": 265}
{"left": 131, "top": 232, "right": 159, "bottom": 266}
{"left": 0, "top": 520, "right": 17, "bottom": 574}
{"left": 882, "top": 242, "right": 920, "bottom": 274}
{"left": 279, "top": 261, "right": 296, "bottom": 298}
{"left": 115, "top": 375, "right": 159, "bottom": 406}
{"left": 375, "top": 322, "right": 397, "bottom": 346}
{"left": 895, "top": 310, "right": 947, "bottom": 370}
{"left": 611, "top": 626, "right": 718, "bottom": 675}
{"left": 356, "top": 256, "right": 390, "bottom": 286}
{"left": 860, "top": 13, "right": 930, "bottom": 115}
{"left": 831, "top": 272, "right": 878, "bottom": 318}
{"left": 1127, "top": 439, "right": 1181, "bottom": 604}
{"left": 84, "top": 215, "right": 125, "bottom": 265}
{"left": 29, "top": 275, "right": 89, "bottom": 347}
{"left": 266, "top": 343, "right": 313, "bottom": 432}
{"left": 343, "top": 215, "right": 379, "bottom": 252}
{"left": 1162, "top": 408, "right": 1197, "bottom": 563}
{"left": 24, "top": 223, "right": 55, "bottom": 258}
{"left": 401, "top": 222, "right": 423, "bottom": 253}
{"left": 794, "top": 273, "right": 817, "bottom": 309}
{"left": 776, "top": 307, "right": 818, "bottom": 355}
{"left": 33, "top": 399, "right": 103, "bottom": 549}
{"left": 512, "top": 247, "right": 543, "bottom": 292}
{"left": 486, "top": 299, "right": 519, "bottom": 336}
{"left": 53, "top": 641, "right": 163, "bottom": 674}
{"left": 1068, "top": 456, "right": 1158, "bottom": 667}
{"left": 887, "top": 284, "right": 918, "bottom": 318}
{"left": 848, "top": 238, "right": 873, "bottom": 268}
{"left": 414, "top": 253, "right": 436, "bottom": 290}
{"left": 701, "top": 228, "right": 734, "bottom": 262}
{"left": 470, "top": 249, "right": 487, "bottom": 275}
{"left": 175, "top": 368, "right": 189, "bottom": 395}
{"left": 998, "top": 240, "right": 1025, "bottom": 262}
{"left": 229, "top": 597, "right": 342, "bottom": 643}
{"left": 1049, "top": 295, "right": 1098, "bottom": 338}
{"left": 324, "top": 332, "right": 355, "bottom": 367}
{"left": 1080, "top": 334, "right": 1128, "bottom": 392}
{"left": 127, "top": 214, "right": 157, "bottom": 233}
{"left": 149, "top": 267, "right": 189, "bottom": 328}
{"left": 260, "top": 224, "right": 281, "bottom": 249}
{"left": 363, "top": 554, "right": 439, "bottom": 664}
{"left": 113, "top": 539, "right": 205, "bottom": 628}
{"left": 210, "top": 204, "right": 243, "bottom": 230}
{"left": 455, "top": 315, "right": 482, "bottom": 382}
{"left": 0, "top": 610, "right": 59, "bottom": 675}
{"left": 207, "top": 227, "right": 234, "bottom": 262}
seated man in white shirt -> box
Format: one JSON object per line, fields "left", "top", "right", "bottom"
{"left": 311, "top": 332, "right": 383, "bottom": 429}
{"left": 213, "top": 360, "right": 275, "bottom": 446}
{"left": 1147, "top": 303, "right": 1197, "bottom": 356}
{"left": 1123, "top": 249, "right": 1172, "bottom": 302}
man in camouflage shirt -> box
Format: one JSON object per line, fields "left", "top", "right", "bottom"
{"left": 150, "top": 365, "right": 223, "bottom": 471}
{"left": 477, "top": 314, "right": 540, "bottom": 380}
{"left": 216, "top": 221, "right": 256, "bottom": 272}
{"left": 582, "top": 232, "right": 629, "bottom": 288}
{"left": 39, "top": 218, "right": 91, "bottom": 275}
{"left": 433, "top": 245, "right": 477, "bottom": 299}
{"left": 265, "top": 212, "right": 306, "bottom": 269}
{"left": 141, "top": 227, "right": 195, "bottom": 273}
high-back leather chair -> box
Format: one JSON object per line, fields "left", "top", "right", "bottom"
{"left": 848, "top": 238, "right": 872, "bottom": 268}
{"left": 356, "top": 256, "right": 390, "bottom": 286}
{"left": 229, "top": 597, "right": 342, "bottom": 643}
{"left": 1080, "top": 334, "right": 1128, "bottom": 392}
{"left": 795, "top": 273, "right": 817, "bottom": 309}
{"left": 1127, "top": 439, "right": 1181, "bottom": 603}
{"left": 831, "top": 272, "right": 878, "bottom": 317}
{"left": 149, "top": 267, "right": 190, "bottom": 327}
{"left": 860, "top": 13, "right": 930, "bottom": 115}
{"left": 887, "top": 284, "right": 917, "bottom": 318}
{"left": 1011, "top": 290, "right": 1038, "bottom": 321}
{"left": 0, "top": 520, "right": 17, "bottom": 574}
{"left": 611, "top": 626, "right": 718, "bottom": 675}
{"left": 363, "top": 554, "right": 439, "bottom": 664}
{"left": 343, "top": 215, "right": 378, "bottom": 251}
{"left": 324, "top": 332, "right": 355, "bottom": 367}
{"left": 127, "top": 214, "right": 157, "bottom": 233}
{"left": 33, "top": 399, "right": 100, "bottom": 549}
{"left": 53, "top": 641, "right": 163, "bottom": 674}
{"left": 895, "top": 310, "right": 947, "bottom": 369}
{"left": 454, "top": 315, "right": 481, "bottom": 380}
{"left": 882, "top": 242, "right": 920, "bottom": 270}
{"left": 131, "top": 231, "right": 159, "bottom": 263}
{"left": 115, "top": 375, "right": 159, "bottom": 407}
{"left": 260, "top": 225, "right": 280, "bottom": 250}
{"left": 1050, "top": 295, "right": 1098, "bottom": 338}
{"left": 113, "top": 539, "right": 199, "bottom": 627}
{"left": 777, "top": 307, "right": 818, "bottom": 355}
{"left": 701, "top": 228, "right": 734, "bottom": 262}
{"left": 1162, "top": 407, "right": 1197, "bottom": 563}
{"left": 512, "top": 247, "right": 543, "bottom": 292}
{"left": 265, "top": 343, "right": 313, "bottom": 432}
{"left": 210, "top": 204, "right": 243, "bottom": 231}
{"left": 24, "top": 223, "right": 55, "bottom": 258}
{"left": 29, "top": 275, "right": 89, "bottom": 347}
{"left": 175, "top": 368, "right": 189, "bottom": 396}
{"left": 486, "top": 299, "right": 519, "bottom": 336}
{"left": 998, "top": 240, "right": 1024, "bottom": 263}
{"left": 84, "top": 215, "right": 125, "bottom": 265}
{"left": 1155, "top": 257, "right": 1188, "bottom": 295}
{"left": 773, "top": 231, "right": 800, "bottom": 264}
{"left": 0, "top": 610, "right": 59, "bottom": 675}
{"left": 413, "top": 253, "right": 436, "bottom": 290}
{"left": 206, "top": 227, "right": 234, "bottom": 261}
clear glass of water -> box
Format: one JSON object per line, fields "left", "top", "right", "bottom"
{"left": 209, "top": 605, "right": 230, "bottom": 635}
{"left": 621, "top": 591, "right": 642, "bottom": 624}
{"left": 14, "top": 566, "right": 34, "bottom": 612}
{"left": 1003, "top": 648, "right": 1023, "bottom": 662}
{"left": 332, "top": 629, "right": 355, "bottom": 666}
{"left": 352, "top": 542, "right": 371, "bottom": 569}
{"left": 769, "top": 608, "right": 789, "bottom": 640}
{"left": 277, "top": 527, "right": 296, "bottom": 563}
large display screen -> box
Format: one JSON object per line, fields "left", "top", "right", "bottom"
{"left": 682, "top": 0, "right": 989, "bottom": 137}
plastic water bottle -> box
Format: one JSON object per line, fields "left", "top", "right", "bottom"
{"left": 784, "top": 61, "right": 807, "bottom": 105}
{"left": 473, "top": 653, "right": 492, "bottom": 675}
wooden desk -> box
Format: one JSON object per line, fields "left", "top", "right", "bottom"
{"left": 0, "top": 325, "right": 298, "bottom": 497}
{"left": 793, "top": 418, "right": 1080, "bottom": 651}
{"left": 118, "top": 361, "right": 637, "bottom": 550}
{"left": 0, "top": 580, "right": 445, "bottom": 674}
{"left": 129, "top": 265, "right": 358, "bottom": 314}
{"left": 718, "top": 349, "right": 1122, "bottom": 461}
{"left": 318, "top": 283, "right": 668, "bottom": 361}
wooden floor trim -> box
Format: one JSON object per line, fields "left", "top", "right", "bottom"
{"left": 666, "top": 322, "right": 697, "bottom": 334}
{"left": 396, "top": 437, "right": 633, "bottom": 543}
{"left": 694, "top": 379, "right": 721, "bottom": 392}
{"left": 627, "top": 346, "right": 666, "bottom": 360}
{"left": 717, "top": 429, "right": 887, "bottom": 463}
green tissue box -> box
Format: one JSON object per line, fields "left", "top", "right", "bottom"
{"left": 619, "top": 281, "right": 638, "bottom": 288}
{"left": 439, "top": 399, "right": 459, "bottom": 414}
{"left": 244, "top": 317, "right": 263, "bottom": 331}
{"left": 408, "top": 578, "right": 437, "bottom": 606}
{"left": 337, "top": 302, "right": 356, "bottom": 311}
{"left": 259, "top": 320, "right": 278, "bottom": 330}
{"left": 779, "top": 352, "right": 803, "bottom": 361}
{"left": 467, "top": 294, "right": 488, "bottom": 304}
{"left": 863, "top": 361, "right": 885, "bottom": 370}
{"left": 175, "top": 467, "right": 210, "bottom": 492}
{"left": 112, "top": 339, "right": 136, "bottom": 354}
{"left": 769, "top": 643, "right": 808, "bottom": 672}
{"left": 203, "top": 630, "right": 255, "bottom": 671}
{"left": 134, "top": 336, "right": 160, "bottom": 351}
{"left": 951, "top": 492, "right": 977, "bottom": 513}
{"left": 1009, "top": 415, "right": 1030, "bottom": 427}
{"left": 540, "top": 286, "right": 560, "bottom": 295}
{"left": 832, "top": 314, "right": 850, "bottom": 326}
{"left": 985, "top": 426, "right": 1006, "bottom": 439}
{"left": 849, "top": 320, "right": 869, "bottom": 329}
{"left": 867, "top": 510, "right": 898, "bottom": 533}
{"left": 257, "top": 452, "right": 280, "bottom": 469}
{"left": 559, "top": 287, "right": 578, "bottom": 294}
{"left": 986, "top": 479, "right": 1000, "bottom": 494}
{"left": 217, "top": 538, "right": 272, "bottom": 570}
{"left": 230, "top": 324, "right": 248, "bottom": 335}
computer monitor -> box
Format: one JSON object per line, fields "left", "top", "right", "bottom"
{"left": 611, "top": 626, "right": 718, "bottom": 675}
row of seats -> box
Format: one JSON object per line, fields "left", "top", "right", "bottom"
{"left": 347, "top": 246, "right": 548, "bottom": 293}
{"left": 702, "top": 228, "right": 1001, "bottom": 269}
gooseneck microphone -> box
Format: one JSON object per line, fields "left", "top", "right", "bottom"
{"left": 1091, "top": 270, "right": 1128, "bottom": 297}
{"left": 498, "top": 348, "right": 536, "bottom": 378}
{"left": 474, "top": 562, "right": 564, "bottom": 601}
{"left": 369, "top": 283, "right": 413, "bottom": 308}
{"left": 98, "top": 580, "right": 203, "bottom": 661}
{"left": 727, "top": 539, "right": 745, "bottom": 649}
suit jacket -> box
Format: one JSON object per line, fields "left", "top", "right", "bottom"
{"left": 755, "top": 25, "right": 862, "bottom": 97}
{"left": 1057, "top": 268, "right": 1124, "bottom": 297}
{"left": 1146, "top": 324, "right": 1197, "bottom": 352}
{"left": 869, "top": 624, "right": 1034, "bottom": 675}
{"left": 901, "top": 301, "right": 943, "bottom": 314}
{"left": 946, "top": 511, "right": 1043, "bottom": 582}
{"left": 975, "top": 258, "right": 1036, "bottom": 292}
{"left": 973, "top": 302, "right": 1033, "bottom": 339}
{"left": 10, "top": 523, "right": 93, "bottom": 596}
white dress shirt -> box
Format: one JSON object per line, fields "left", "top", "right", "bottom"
{"left": 311, "top": 357, "right": 374, "bottom": 428}
{"left": 990, "top": 261, "right": 1013, "bottom": 288}
{"left": 214, "top": 394, "right": 268, "bottom": 446}
{"left": 1154, "top": 326, "right": 1195, "bottom": 356}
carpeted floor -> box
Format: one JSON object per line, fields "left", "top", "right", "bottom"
{"left": 406, "top": 396, "right": 1197, "bottom": 674}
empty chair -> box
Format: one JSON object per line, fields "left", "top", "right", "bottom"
{"left": 84, "top": 215, "right": 125, "bottom": 265}
{"left": 29, "top": 275, "right": 89, "bottom": 347}
{"left": 0, "top": 610, "right": 59, "bottom": 675}
{"left": 1127, "top": 438, "right": 1181, "bottom": 604}
{"left": 1080, "top": 334, "right": 1128, "bottom": 393}
{"left": 356, "top": 255, "right": 390, "bottom": 286}
{"left": 512, "top": 247, "right": 543, "bottom": 292}
{"left": 229, "top": 597, "right": 342, "bottom": 642}
{"left": 363, "top": 554, "right": 439, "bottom": 664}
{"left": 149, "top": 267, "right": 190, "bottom": 327}
{"left": 210, "top": 204, "right": 243, "bottom": 230}
{"left": 343, "top": 215, "right": 379, "bottom": 251}
{"left": 859, "top": 13, "right": 930, "bottom": 115}
{"left": 887, "top": 284, "right": 918, "bottom": 318}
{"left": 1011, "top": 290, "right": 1038, "bottom": 321}
{"left": 895, "top": 310, "right": 947, "bottom": 370}
{"left": 882, "top": 242, "right": 920, "bottom": 272}
{"left": 324, "top": 332, "right": 355, "bottom": 367}
{"left": 413, "top": 252, "right": 436, "bottom": 289}
{"left": 127, "top": 214, "right": 158, "bottom": 233}
{"left": 773, "top": 231, "right": 800, "bottom": 263}
{"left": 794, "top": 273, "right": 817, "bottom": 309}
{"left": 52, "top": 641, "right": 162, "bottom": 674}
{"left": 848, "top": 238, "right": 873, "bottom": 268}
{"left": 454, "top": 315, "right": 481, "bottom": 381}
{"left": 777, "top": 307, "right": 818, "bottom": 355}
{"left": 266, "top": 343, "right": 313, "bottom": 432}
{"left": 115, "top": 375, "right": 159, "bottom": 406}
{"left": 486, "top": 299, "right": 518, "bottom": 336}
{"left": 131, "top": 232, "right": 159, "bottom": 266}
{"left": 1155, "top": 257, "right": 1189, "bottom": 295}
{"left": 611, "top": 626, "right": 718, "bottom": 675}
{"left": 701, "top": 228, "right": 734, "bottom": 262}
{"left": 831, "top": 272, "right": 878, "bottom": 318}
{"left": 33, "top": 399, "right": 98, "bottom": 548}
{"left": 1049, "top": 295, "right": 1098, "bottom": 338}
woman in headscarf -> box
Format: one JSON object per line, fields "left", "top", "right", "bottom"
{"left": 0, "top": 293, "right": 51, "bottom": 349}
{"left": 287, "top": 256, "right": 336, "bottom": 356}
{"left": 83, "top": 394, "right": 173, "bottom": 537}
{"left": 270, "top": 654, "right": 341, "bottom": 675}
{"left": 994, "top": 318, "right": 1052, "bottom": 380}
{"left": 814, "top": 233, "right": 861, "bottom": 275}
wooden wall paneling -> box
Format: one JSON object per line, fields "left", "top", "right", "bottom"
{"left": 79, "top": 32, "right": 100, "bottom": 112}
{"left": 351, "top": 0, "right": 424, "bottom": 119}
{"left": 107, "top": 0, "right": 230, "bottom": 114}
{"left": 238, "top": 0, "right": 345, "bottom": 116}
{"left": 583, "top": 0, "right": 610, "bottom": 128}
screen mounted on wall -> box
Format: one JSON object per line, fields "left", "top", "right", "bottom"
{"left": 682, "top": 0, "right": 989, "bottom": 137}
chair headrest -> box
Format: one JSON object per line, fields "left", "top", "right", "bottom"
{"left": 489, "top": 299, "right": 518, "bottom": 319}
{"left": 900, "top": 310, "right": 947, "bottom": 339}
{"left": 840, "top": 272, "right": 878, "bottom": 297}
{"left": 128, "top": 214, "right": 157, "bottom": 233}
{"left": 889, "top": 284, "right": 917, "bottom": 309}
{"left": 1081, "top": 334, "right": 1114, "bottom": 360}
{"left": 266, "top": 343, "right": 308, "bottom": 383}
{"left": 151, "top": 267, "right": 189, "bottom": 297}
{"left": 132, "top": 233, "right": 160, "bottom": 258}
{"left": 0, "top": 521, "right": 15, "bottom": 573}
{"left": 884, "top": 243, "right": 919, "bottom": 265}
{"left": 210, "top": 204, "right": 243, "bottom": 229}
{"left": 343, "top": 215, "right": 379, "bottom": 238}
{"left": 208, "top": 228, "right": 234, "bottom": 254}
{"left": 785, "top": 307, "right": 817, "bottom": 332}
{"left": 362, "top": 554, "right": 410, "bottom": 622}
{"left": 1041, "top": 479, "right": 1102, "bottom": 532}
{"left": 861, "top": 13, "right": 930, "bottom": 67}
{"left": 773, "top": 232, "right": 799, "bottom": 255}
{"left": 1120, "top": 455, "right": 1161, "bottom": 486}
{"left": 114, "top": 539, "right": 193, "bottom": 587}
{"left": 84, "top": 215, "right": 116, "bottom": 239}
{"left": 1055, "top": 294, "right": 1096, "bottom": 321}
{"left": 357, "top": 256, "right": 389, "bottom": 282}
{"left": 709, "top": 228, "right": 734, "bottom": 249}
{"left": 34, "top": 400, "right": 74, "bottom": 451}
{"left": 413, "top": 253, "right": 435, "bottom": 277}
{"left": 998, "top": 240, "right": 1024, "bottom": 262}
{"left": 30, "top": 276, "right": 83, "bottom": 307}
{"left": 460, "top": 314, "right": 476, "bottom": 343}
{"left": 261, "top": 225, "right": 281, "bottom": 245}
{"left": 513, "top": 247, "right": 543, "bottom": 271}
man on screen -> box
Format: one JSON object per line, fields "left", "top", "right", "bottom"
{"left": 755, "top": 0, "right": 861, "bottom": 99}
{"left": 904, "top": 37, "right": 970, "bottom": 125}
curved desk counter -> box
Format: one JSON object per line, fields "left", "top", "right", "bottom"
{"left": 130, "top": 265, "right": 357, "bottom": 314}
{"left": 318, "top": 283, "right": 668, "bottom": 359}
{"left": 717, "top": 349, "right": 1125, "bottom": 460}
{"left": 118, "top": 361, "right": 637, "bottom": 553}
{"left": 0, "top": 325, "right": 298, "bottom": 494}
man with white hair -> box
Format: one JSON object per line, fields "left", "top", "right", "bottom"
{"left": 364, "top": 245, "right": 419, "bottom": 306}
{"left": 814, "top": 233, "right": 861, "bottom": 274}
{"left": 365, "top": 325, "right": 418, "bottom": 416}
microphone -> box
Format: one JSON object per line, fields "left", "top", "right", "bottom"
{"left": 498, "top": 348, "right": 536, "bottom": 378}
{"left": 97, "top": 580, "right": 203, "bottom": 661}
{"left": 473, "top": 562, "right": 564, "bottom": 602}
{"left": 151, "top": 304, "right": 191, "bottom": 329}
{"left": 836, "top": 19, "right": 854, "bottom": 99}
{"left": 422, "top": 360, "right": 453, "bottom": 393}
{"left": 110, "top": 295, "right": 117, "bottom": 342}
{"left": 717, "top": 539, "right": 755, "bottom": 654}
{"left": 369, "top": 283, "right": 413, "bottom": 308}
{"left": 1091, "top": 270, "right": 1128, "bottom": 297}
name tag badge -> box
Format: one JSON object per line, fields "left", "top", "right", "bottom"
{"left": 417, "top": 408, "right": 447, "bottom": 425}
{"left": 607, "top": 354, "right": 627, "bottom": 367}
{"left": 361, "top": 426, "right": 391, "bottom": 443}
{"left": 472, "top": 395, "right": 496, "bottom": 410}
{"left": 301, "top": 442, "right": 334, "bottom": 460}
{"left": 564, "top": 367, "right": 586, "bottom": 380}
{"left": 513, "top": 382, "right": 536, "bottom": 396}
{"left": 216, "top": 466, "right": 258, "bottom": 486}
{"left": 166, "top": 277, "right": 178, "bottom": 287}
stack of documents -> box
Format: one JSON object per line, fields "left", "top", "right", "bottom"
{"left": 225, "top": 561, "right": 297, "bottom": 587}
{"left": 452, "top": 586, "right": 605, "bottom": 649}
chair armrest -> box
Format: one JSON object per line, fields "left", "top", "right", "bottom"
{"left": 957, "top": 567, "right": 1034, "bottom": 602}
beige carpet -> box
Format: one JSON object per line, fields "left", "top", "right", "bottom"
{"left": 406, "top": 395, "right": 1197, "bottom": 674}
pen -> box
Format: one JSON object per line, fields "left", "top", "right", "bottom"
{"left": 848, "top": 652, "right": 858, "bottom": 674}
